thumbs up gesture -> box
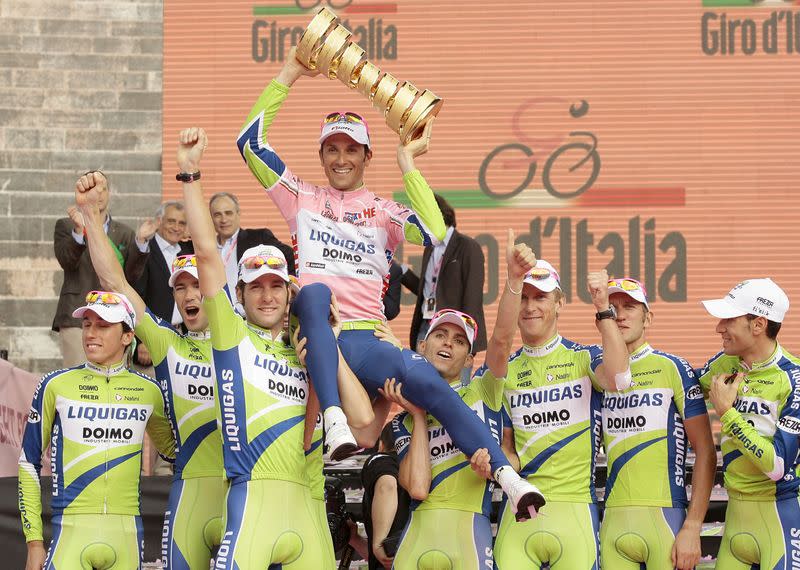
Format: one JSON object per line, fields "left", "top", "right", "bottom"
{"left": 506, "top": 228, "right": 537, "bottom": 282}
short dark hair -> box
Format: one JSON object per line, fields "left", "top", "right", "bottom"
{"left": 434, "top": 194, "right": 456, "bottom": 227}
{"left": 379, "top": 421, "right": 396, "bottom": 454}
{"left": 746, "top": 314, "right": 782, "bottom": 339}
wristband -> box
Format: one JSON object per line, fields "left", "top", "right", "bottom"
{"left": 175, "top": 171, "right": 201, "bottom": 183}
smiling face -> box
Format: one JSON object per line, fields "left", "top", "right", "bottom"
{"left": 518, "top": 284, "right": 563, "bottom": 346}
{"left": 420, "top": 323, "right": 473, "bottom": 383}
{"left": 81, "top": 311, "right": 134, "bottom": 366}
{"left": 157, "top": 204, "right": 187, "bottom": 246}
{"left": 172, "top": 272, "right": 208, "bottom": 332}
{"left": 609, "top": 292, "right": 651, "bottom": 350}
{"left": 715, "top": 315, "right": 759, "bottom": 357}
{"left": 319, "top": 133, "right": 372, "bottom": 192}
{"left": 237, "top": 273, "right": 289, "bottom": 335}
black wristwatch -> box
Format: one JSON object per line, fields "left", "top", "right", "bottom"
{"left": 175, "top": 171, "right": 201, "bottom": 183}
{"left": 595, "top": 305, "right": 617, "bottom": 321}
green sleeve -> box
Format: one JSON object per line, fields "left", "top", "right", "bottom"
{"left": 239, "top": 80, "right": 292, "bottom": 191}
{"left": 401, "top": 169, "right": 446, "bottom": 245}
{"left": 18, "top": 377, "right": 56, "bottom": 542}
{"left": 468, "top": 367, "right": 505, "bottom": 412}
{"left": 203, "top": 289, "right": 246, "bottom": 351}
{"left": 135, "top": 311, "right": 175, "bottom": 365}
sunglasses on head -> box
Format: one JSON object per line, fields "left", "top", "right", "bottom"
{"left": 172, "top": 255, "right": 198, "bottom": 271}
{"left": 86, "top": 290, "right": 123, "bottom": 305}
{"left": 608, "top": 278, "right": 647, "bottom": 296}
{"left": 433, "top": 308, "right": 478, "bottom": 333}
{"left": 527, "top": 267, "right": 559, "bottom": 281}
{"left": 323, "top": 111, "right": 366, "bottom": 126}
{"left": 241, "top": 255, "right": 286, "bottom": 270}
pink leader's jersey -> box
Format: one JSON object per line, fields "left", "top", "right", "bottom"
{"left": 267, "top": 168, "right": 415, "bottom": 322}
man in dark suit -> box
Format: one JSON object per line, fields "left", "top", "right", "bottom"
{"left": 402, "top": 194, "right": 487, "bottom": 356}
{"left": 208, "top": 192, "right": 295, "bottom": 294}
{"left": 133, "top": 200, "right": 193, "bottom": 367}
{"left": 52, "top": 171, "right": 151, "bottom": 367}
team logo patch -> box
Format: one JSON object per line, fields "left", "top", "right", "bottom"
{"left": 27, "top": 408, "right": 40, "bottom": 423}
{"left": 778, "top": 416, "right": 800, "bottom": 435}
{"left": 685, "top": 385, "right": 703, "bottom": 400}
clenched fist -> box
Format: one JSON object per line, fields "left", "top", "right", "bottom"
{"left": 177, "top": 127, "right": 208, "bottom": 173}
{"left": 587, "top": 269, "right": 611, "bottom": 311}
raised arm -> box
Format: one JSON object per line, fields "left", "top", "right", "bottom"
{"left": 75, "top": 173, "right": 146, "bottom": 319}
{"left": 383, "top": 380, "right": 431, "bottom": 501}
{"left": 177, "top": 128, "right": 227, "bottom": 298}
{"left": 395, "top": 121, "right": 446, "bottom": 248}
{"left": 486, "top": 229, "right": 536, "bottom": 379}
{"left": 589, "top": 270, "right": 632, "bottom": 392}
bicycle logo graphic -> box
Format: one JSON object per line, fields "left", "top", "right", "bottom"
{"left": 478, "top": 98, "right": 601, "bottom": 200}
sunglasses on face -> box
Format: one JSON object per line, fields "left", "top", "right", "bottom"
{"left": 241, "top": 255, "right": 286, "bottom": 270}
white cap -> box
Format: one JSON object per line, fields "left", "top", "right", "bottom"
{"left": 607, "top": 278, "right": 649, "bottom": 309}
{"left": 702, "top": 278, "right": 789, "bottom": 323}
{"left": 523, "top": 260, "right": 561, "bottom": 293}
{"left": 167, "top": 254, "right": 199, "bottom": 287}
{"left": 319, "top": 114, "right": 371, "bottom": 148}
{"left": 425, "top": 309, "right": 478, "bottom": 351}
{"left": 72, "top": 290, "right": 137, "bottom": 329}
{"left": 238, "top": 245, "right": 291, "bottom": 285}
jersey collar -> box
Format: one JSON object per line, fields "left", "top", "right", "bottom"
{"left": 523, "top": 334, "right": 562, "bottom": 357}
{"left": 630, "top": 342, "right": 653, "bottom": 362}
{"left": 246, "top": 321, "right": 275, "bottom": 342}
{"left": 741, "top": 343, "right": 783, "bottom": 372}
{"left": 187, "top": 330, "right": 211, "bottom": 341}
{"left": 85, "top": 360, "right": 127, "bottom": 377}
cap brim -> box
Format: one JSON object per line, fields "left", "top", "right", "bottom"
{"left": 608, "top": 286, "right": 649, "bottom": 307}
{"left": 523, "top": 278, "right": 560, "bottom": 293}
{"left": 72, "top": 305, "right": 129, "bottom": 326}
{"left": 168, "top": 267, "right": 199, "bottom": 288}
{"left": 701, "top": 298, "right": 748, "bottom": 319}
{"left": 426, "top": 314, "right": 475, "bottom": 350}
{"left": 240, "top": 266, "right": 291, "bottom": 285}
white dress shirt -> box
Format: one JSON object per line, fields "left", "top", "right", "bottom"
{"left": 154, "top": 233, "right": 183, "bottom": 324}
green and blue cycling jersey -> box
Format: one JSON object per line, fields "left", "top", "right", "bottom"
{"left": 696, "top": 344, "right": 800, "bottom": 501}
{"left": 601, "top": 343, "right": 708, "bottom": 507}
{"left": 203, "top": 289, "right": 309, "bottom": 484}
{"left": 501, "top": 335, "right": 603, "bottom": 502}
{"left": 305, "top": 412, "right": 324, "bottom": 500}
{"left": 137, "top": 309, "right": 222, "bottom": 480}
{"left": 18, "top": 362, "right": 176, "bottom": 542}
{"left": 391, "top": 365, "right": 504, "bottom": 516}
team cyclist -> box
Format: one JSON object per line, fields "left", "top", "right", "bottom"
{"left": 75, "top": 171, "right": 225, "bottom": 570}
{"left": 698, "top": 278, "right": 800, "bottom": 570}
{"left": 236, "top": 47, "right": 545, "bottom": 520}
{"left": 18, "top": 290, "right": 175, "bottom": 570}
{"left": 599, "top": 277, "right": 716, "bottom": 570}
{"left": 493, "top": 262, "right": 631, "bottom": 569}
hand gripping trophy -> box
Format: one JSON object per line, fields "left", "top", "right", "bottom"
{"left": 295, "top": 7, "right": 443, "bottom": 143}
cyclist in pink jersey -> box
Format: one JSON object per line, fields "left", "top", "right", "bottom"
{"left": 236, "top": 48, "right": 546, "bottom": 520}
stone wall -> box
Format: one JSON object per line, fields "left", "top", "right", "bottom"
{"left": 0, "top": 0, "right": 164, "bottom": 373}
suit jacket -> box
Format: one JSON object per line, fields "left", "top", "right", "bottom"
{"left": 52, "top": 216, "right": 148, "bottom": 331}
{"left": 403, "top": 229, "right": 487, "bottom": 353}
{"left": 134, "top": 237, "right": 194, "bottom": 323}
{"left": 383, "top": 261, "right": 403, "bottom": 321}
{"left": 183, "top": 227, "right": 295, "bottom": 277}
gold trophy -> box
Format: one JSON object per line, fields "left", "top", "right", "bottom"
{"left": 296, "top": 7, "right": 442, "bottom": 144}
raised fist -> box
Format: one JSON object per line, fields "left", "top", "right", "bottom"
{"left": 177, "top": 127, "right": 208, "bottom": 172}
{"left": 587, "top": 269, "right": 610, "bottom": 310}
{"left": 506, "top": 228, "right": 537, "bottom": 282}
{"left": 74, "top": 172, "right": 108, "bottom": 210}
